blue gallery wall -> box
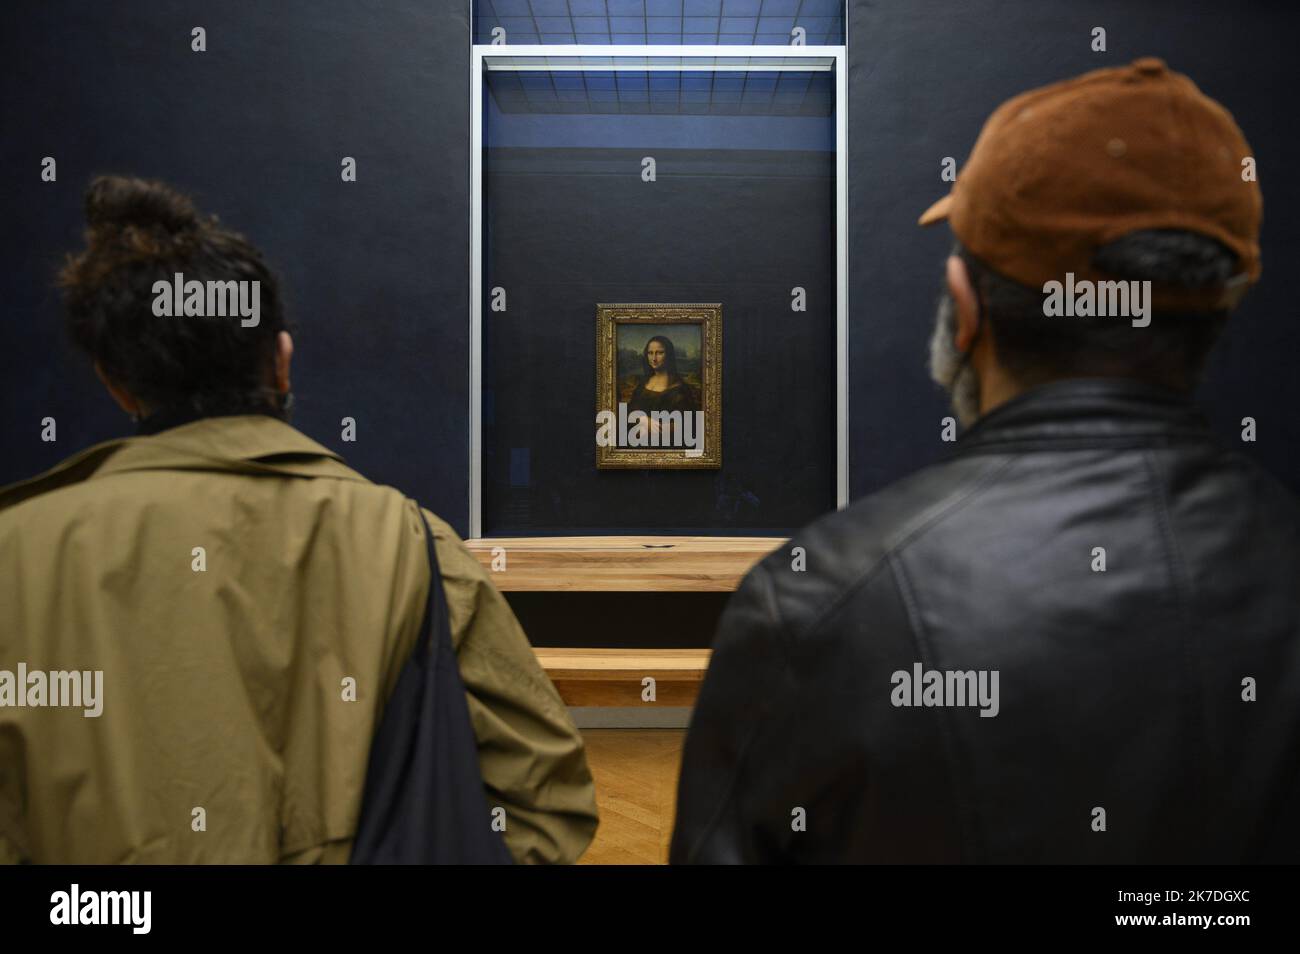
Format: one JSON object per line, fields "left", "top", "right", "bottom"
{"left": 1, "top": 0, "right": 474, "bottom": 526}
{"left": 2, "top": 1, "right": 1296, "bottom": 539}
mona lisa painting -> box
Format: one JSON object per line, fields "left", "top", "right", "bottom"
{"left": 596, "top": 303, "right": 721, "bottom": 469}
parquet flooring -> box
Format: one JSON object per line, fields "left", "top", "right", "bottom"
{"left": 576, "top": 729, "right": 686, "bottom": 865}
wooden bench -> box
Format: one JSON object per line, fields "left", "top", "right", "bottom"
{"left": 465, "top": 536, "right": 778, "bottom": 710}
{"left": 533, "top": 648, "right": 712, "bottom": 707}
{"left": 464, "top": 535, "right": 785, "bottom": 591}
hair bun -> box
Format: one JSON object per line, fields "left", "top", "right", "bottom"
{"left": 85, "top": 175, "right": 199, "bottom": 234}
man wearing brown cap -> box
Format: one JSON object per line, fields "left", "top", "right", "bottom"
{"left": 672, "top": 59, "right": 1299, "bottom": 864}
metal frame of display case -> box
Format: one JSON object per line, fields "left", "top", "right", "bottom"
{"left": 469, "top": 43, "right": 849, "bottom": 539}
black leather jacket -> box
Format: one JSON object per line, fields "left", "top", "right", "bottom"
{"left": 671, "top": 379, "right": 1300, "bottom": 863}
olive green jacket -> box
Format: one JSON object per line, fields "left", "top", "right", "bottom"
{"left": 0, "top": 415, "right": 597, "bottom": 864}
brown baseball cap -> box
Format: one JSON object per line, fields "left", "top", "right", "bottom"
{"left": 919, "top": 57, "right": 1262, "bottom": 311}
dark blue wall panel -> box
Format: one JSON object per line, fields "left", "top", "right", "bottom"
{"left": 1, "top": 0, "right": 472, "bottom": 529}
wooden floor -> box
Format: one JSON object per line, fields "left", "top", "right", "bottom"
{"left": 577, "top": 729, "right": 686, "bottom": 865}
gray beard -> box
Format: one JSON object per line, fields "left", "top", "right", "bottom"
{"left": 928, "top": 289, "right": 982, "bottom": 428}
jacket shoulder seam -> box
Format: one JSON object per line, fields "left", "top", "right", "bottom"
{"left": 793, "top": 455, "right": 1022, "bottom": 645}
{"left": 885, "top": 551, "right": 981, "bottom": 861}
{"left": 681, "top": 562, "right": 788, "bottom": 863}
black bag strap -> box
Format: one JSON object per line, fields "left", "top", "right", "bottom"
{"left": 349, "top": 508, "right": 513, "bottom": 864}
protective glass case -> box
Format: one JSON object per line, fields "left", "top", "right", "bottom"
{"left": 472, "top": 22, "right": 846, "bottom": 537}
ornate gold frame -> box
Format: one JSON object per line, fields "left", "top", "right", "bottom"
{"left": 596, "top": 303, "right": 722, "bottom": 470}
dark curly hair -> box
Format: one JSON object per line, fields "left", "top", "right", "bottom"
{"left": 58, "top": 175, "right": 290, "bottom": 418}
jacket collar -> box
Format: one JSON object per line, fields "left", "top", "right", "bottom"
{"left": 115, "top": 414, "right": 345, "bottom": 467}
{"left": 0, "top": 416, "right": 355, "bottom": 511}
{"left": 954, "top": 377, "right": 1212, "bottom": 455}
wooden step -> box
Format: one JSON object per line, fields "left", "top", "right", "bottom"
{"left": 467, "top": 535, "right": 784, "bottom": 591}
{"left": 534, "top": 648, "right": 712, "bottom": 707}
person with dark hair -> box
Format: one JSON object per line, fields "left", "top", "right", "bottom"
{"left": 57, "top": 175, "right": 294, "bottom": 427}
{"left": 673, "top": 59, "right": 1300, "bottom": 863}
{"left": 0, "top": 176, "right": 598, "bottom": 864}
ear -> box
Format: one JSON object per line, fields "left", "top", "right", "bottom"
{"left": 274, "top": 331, "right": 294, "bottom": 394}
{"left": 946, "top": 254, "right": 981, "bottom": 353}
{"left": 94, "top": 362, "right": 143, "bottom": 417}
